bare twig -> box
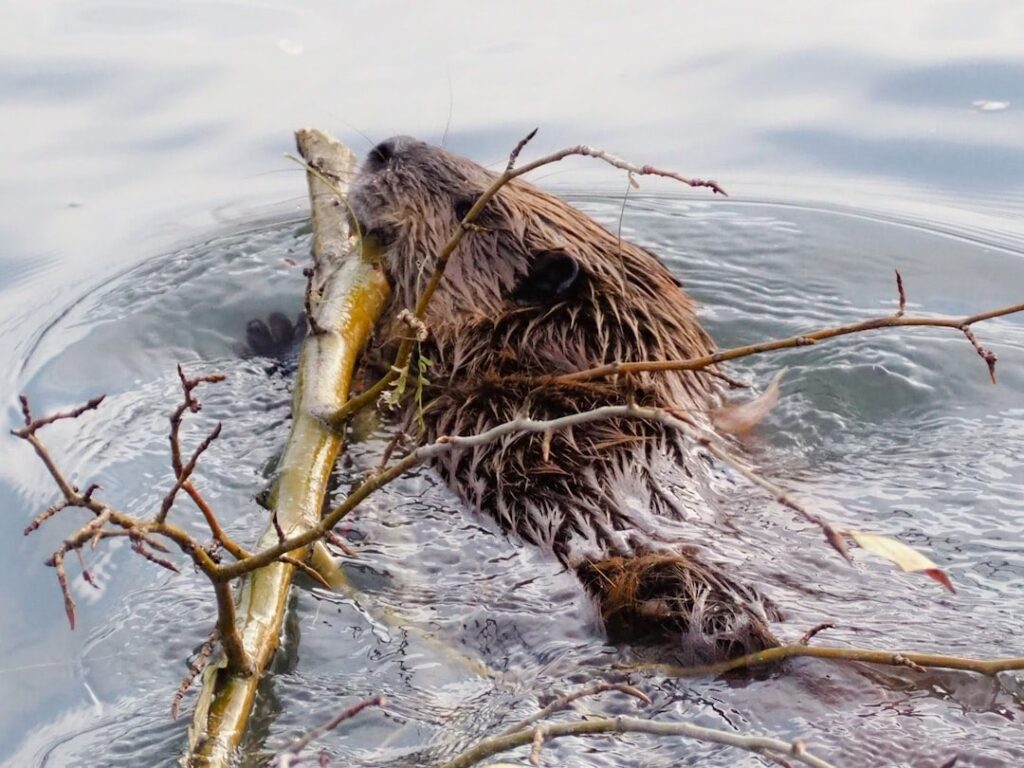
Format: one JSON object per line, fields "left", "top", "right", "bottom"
{"left": 14, "top": 393, "right": 105, "bottom": 436}
{"left": 500, "top": 681, "right": 651, "bottom": 737}
{"left": 441, "top": 715, "right": 834, "bottom": 768}
{"left": 214, "top": 579, "right": 251, "bottom": 675}
{"left": 24, "top": 500, "right": 69, "bottom": 535}
{"left": 158, "top": 421, "right": 222, "bottom": 522}
{"left": 158, "top": 367, "right": 226, "bottom": 524}
{"left": 172, "top": 630, "right": 218, "bottom": 719}
{"left": 272, "top": 695, "right": 385, "bottom": 767}
{"left": 705, "top": 368, "right": 751, "bottom": 389}
{"left": 505, "top": 127, "right": 538, "bottom": 173}
{"left": 680, "top": 408, "right": 849, "bottom": 559}
{"left": 281, "top": 553, "right": 332, "bottom": 590}
{"left": 895, "top": 270, "right": 906, "bottom": 316}
{"left": 325, "top": 530, "right": 358, "bottom": 558}
{"left": 130, "top": 536, "right": 181, "bottom": 573}
{"left": 959, "top": 324, "right": 998, "bottom": 383}
{"left": 272, "top": 508, "right": 287, "bottom": 543}
{"left": 184, "top": 481, "right": 245, "bottom": 559}
{"left": 798, "top": 622, "right": 836, "bottom": 645}
{"left": 552, "top": 300, "right": 1024, "bottom": 386}
{"left": 47, "top": 551, "right": 75, "bottom": 629}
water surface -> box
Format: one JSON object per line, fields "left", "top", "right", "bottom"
{"left": 2, "top": 3, "right": 1023, "bottom": 766}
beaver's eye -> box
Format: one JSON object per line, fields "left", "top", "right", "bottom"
{"left": 512, "top": 250, "right": 582, "bottom": 307}
{"left": 453, "top": 198, "right": 475, "bottom": 221}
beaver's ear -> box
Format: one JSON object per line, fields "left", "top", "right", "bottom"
{"left": 512, "top": 250, "right": 583, "bottom": 306}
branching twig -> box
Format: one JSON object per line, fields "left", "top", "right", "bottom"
{"left": 13, "top": 394, "right": 105, "bottom": 500}
{"left": 551, "top": 301, "right": 1024, "bottom": 386}
{"left": 158, "top": 366, "right": 226, "bottom": 524}
{"left": 13, "top": 373, "right": 254, "bottom": 674}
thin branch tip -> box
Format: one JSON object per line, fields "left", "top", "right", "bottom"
{"left": 506, "top": 127, "right": 539, "bottom": 172}
{"left": 895, "top": 270, "right": 907, "bottom": 316}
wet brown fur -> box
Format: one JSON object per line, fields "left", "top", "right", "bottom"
{"left": 350, "top": 136, "right": 782, "bottom": 662}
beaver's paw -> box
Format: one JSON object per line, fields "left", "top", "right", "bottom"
{"left": 244, "top": 311, "right": 306, "bottom": 358}
{"left": 577, "top": 553, "right": 782, "bottom": 664}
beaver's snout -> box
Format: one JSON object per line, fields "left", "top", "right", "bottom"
{"left": 364, "top": 139, "right": 395, "bottom": 172}
{"left": 351, "top": 135, "right": 435, "bottom": 251}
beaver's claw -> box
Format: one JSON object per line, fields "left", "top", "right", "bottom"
{"left": 244, "top": 311, "right": 307, "bottom": 358}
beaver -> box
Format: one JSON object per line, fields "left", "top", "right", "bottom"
{"left": 247, "top": 136, "right": 783, "bottom": 662}
{"left": 337, "top": 135, "right": 785, "bottom": 663}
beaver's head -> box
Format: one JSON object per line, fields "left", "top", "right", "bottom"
{"left": 349, "top": 136, "right": 717, "bottom": 398}
{"left": 349, "top": 135, "right": 587, "bottom": 314}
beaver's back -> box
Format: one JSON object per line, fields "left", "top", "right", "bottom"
{"left": 350, "top": 136, "right": 781, "bottom": 661}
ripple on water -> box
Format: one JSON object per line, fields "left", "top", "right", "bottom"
{"left": 8, "top": 200, "right": 1024, "bottom": 766}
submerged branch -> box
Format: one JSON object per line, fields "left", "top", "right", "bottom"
{"left": 442, "top": 715, "right": 834, "bottom": 768}
{"left": 272, "top": 695, "right": 385, "bottom": 767}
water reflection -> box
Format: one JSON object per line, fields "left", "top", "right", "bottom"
{"left": 765, "top": 128, "right": 1024, "bottom": 189}
{"left": 875, "top": 58, "right": 1024, "bottom": 108}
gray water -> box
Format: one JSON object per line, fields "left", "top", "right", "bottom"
{"left": 2, "top": 3, "right": 1023, "bottom": 767}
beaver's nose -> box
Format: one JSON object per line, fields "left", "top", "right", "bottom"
{"left": 365, "top": 139, "right": 396, "bottom": 172}
{"left": 364, "top": 135, "right": 419, "bottom": 173}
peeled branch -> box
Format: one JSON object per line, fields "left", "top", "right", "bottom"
{"left": 185, "top": 130, "right": 390, "bottom": 766}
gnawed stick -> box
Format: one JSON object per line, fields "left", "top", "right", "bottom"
{"left": 185, "top": 129, "right": 390, "bottom": 766}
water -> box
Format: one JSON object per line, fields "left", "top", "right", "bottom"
{"left": 1, "top": 3, "right": 1023, "bottom": 766}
